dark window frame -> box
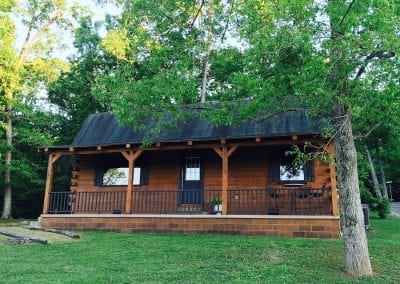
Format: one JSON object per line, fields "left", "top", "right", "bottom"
{"left": 269, "top": 148, "right": 315, "bottom": 184}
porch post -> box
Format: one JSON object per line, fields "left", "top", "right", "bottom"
{"left": 42, "top": 153, "right": 62, "bottom": 214}
{"left": 213, "top": 146, "right": 238, "bottom": 215}
{"left": 126, "top": 155, "right": 134, "bottom": 214}
{"left": 222, "top": 146, "right": 228, "bottom": 215}
{"left": 328, "top": 143, "right": 339, "bottom": 216}
{"left": 121, "top": 150, "right": 143, "bottom": 214}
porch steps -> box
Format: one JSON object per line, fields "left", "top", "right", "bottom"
{"left": 26, "top": 220, "right": 41, "bottom": 229}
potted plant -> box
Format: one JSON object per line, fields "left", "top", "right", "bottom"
{"left": 212, "top": 196, "right": 223, "bottom": 215}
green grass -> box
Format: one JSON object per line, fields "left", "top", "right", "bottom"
{"left": 0, "top": 215, "right": 399, "bottom": 283}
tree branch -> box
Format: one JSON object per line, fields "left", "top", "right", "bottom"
{"left": 355, "top": 50, "right": 395, "bottom": 79}
{"left": 339, "top": 0, "right": 357, "bottom": 26}
{"left": 354, "top": 121, "right": 382, "bottom": 140}
{"left": 190, "top": 0, "right": 205, "bottom": 29}
{"left": 18, "top": 12, "right": 62, "bottom": 63}
{"left": 220, "top": 0, "right": 235, "bottom": 44}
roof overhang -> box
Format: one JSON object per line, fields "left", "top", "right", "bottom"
{"left": 38, "top": 134, "right": 326, "bottom": 155}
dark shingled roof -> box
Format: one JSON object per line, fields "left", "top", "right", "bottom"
{"left": 71, "top": 111, "right": 325, "bottom": 147}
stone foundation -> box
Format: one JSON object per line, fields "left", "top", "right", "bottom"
{"left": 40, "top": 214, "right": 340, "bottom": 238}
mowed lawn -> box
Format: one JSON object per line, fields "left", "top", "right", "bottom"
{"left": 0, "top": 215, "right": 399, "bottom": 283}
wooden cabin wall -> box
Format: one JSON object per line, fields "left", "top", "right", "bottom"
{"left": 71, "top": 152, "right": 181, "bottom": 192}
{"left": 70, "top": 146, "right": 334, "bottom": 192}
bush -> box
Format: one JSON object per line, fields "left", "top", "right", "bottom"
{"left": 360, "top": 188, "right": 375, "bottom": 206}
{"left": 375, "top": 198, "right": 391, "bottom": 219}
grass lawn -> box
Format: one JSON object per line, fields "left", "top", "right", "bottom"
{"left": 0, "top": 215, "right": 399, "bottom": 283}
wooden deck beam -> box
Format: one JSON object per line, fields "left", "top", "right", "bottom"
{"left": 121, "top": 150, "right": 143, "bottom": 213}
{"left": 222, "top": 146, "right": 228, "bottom": 215}
{"left": 213, "top": 146, "right": 238, "bottom": 215}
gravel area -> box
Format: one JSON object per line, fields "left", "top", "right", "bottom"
{"left": 0, "top": 227, "right": 78, "bottom": 244}
{"left": 391, "top": 202, "right": 400, "bottom": 218}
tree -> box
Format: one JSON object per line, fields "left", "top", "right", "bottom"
{"left": 0, "top": 0, "right": 83, "bottom": 218}
{"left": 92, "top": 0, "right": 399, "bottom": 276}
{"left": 363, "top": 142, "right": 382, "bottom": 198}
{"left": 48, "top": 17, "right": 112, "bottom": 144}
{"left": 376, "top": 139, "right": 389, "bottom": 199}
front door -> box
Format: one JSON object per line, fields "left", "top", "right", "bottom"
{"left": 180, "top": 156, "right": 204, "bottom": 204}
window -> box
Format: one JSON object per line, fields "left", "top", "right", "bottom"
{"left": 268, "top": 148, "right": 314, "bottom": 184}
{"left": 102, "top": 167, "right": 143, "bottom": 186}
{"left": 133, "top": 167, "right": 141, "bottom": 185}
{"left": 280, "top": 164, "right": 305, "bottom": 181}
{"left": 185, "top": 157, "right": 200, "bottom": 181}
{"left": 279, "top": 156, "right": 305, "bottom": 182}
{"left": 103, "top": 168, "right": 128, "bottom": 186}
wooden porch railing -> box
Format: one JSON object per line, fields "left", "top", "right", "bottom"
{"left": 228, "top": 187, "right": 332, "bottom": 215}
{"left": 47, "top": 187, "right": 332, "bottom": 215}
{"left": 48, "top": 191, "right": 126, "bottom": 214}
{"left": 132, "top": 190, "right": 222, "bottom": 214}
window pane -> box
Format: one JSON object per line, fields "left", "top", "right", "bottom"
{"left": 185, "top": 157, "right": 200, "bottom": 181}
{"left": 103, "top": 168, "right": 129, "bottom": 185}
{"left": 280, "top": 165, "right": 304, "bottom": 181}
{"left": 133, "top": 167, "right": 141, "bottom": 185}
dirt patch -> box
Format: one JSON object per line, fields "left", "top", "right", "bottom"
{"left": 0, "top": 227, "right": 79, "bottom": 244}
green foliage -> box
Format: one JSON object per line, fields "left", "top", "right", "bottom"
{"left": 360, "top": 188, "right": 375, "bottom": 207}
{"left": 48, "top": 17, "right": 111, "bottom": 144}
{"left": 91, "top": 0, "right": 242, "bottom": 137}
{"left": 0, "top": 0, "right": 16, "bottom": 12}
{"left": 1, "top": 0, "right": 88, "bottom": 218}
{"left": 95, "top": 1, "right": 400, "bottom": 148}
{"left": 285, "top": 143, "right": 334, "bottom": 171}
{"left": 211, "top": 195, "right": 222, "bottom": 205}
{"left": 374, "top": 198, "right": 391, "bottom": 219}
{"left": 0, "top": 100, "right": 64, "bottom": 217}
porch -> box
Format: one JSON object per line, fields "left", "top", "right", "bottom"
{"left": 47, "top": 187, "right": 333, "bottom": 216}
{"left": 40, "top": 137, "right": 339, "bottom": 237}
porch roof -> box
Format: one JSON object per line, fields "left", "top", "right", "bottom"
{"left": 65, "top": 110, "right": 326, "bottom": 147}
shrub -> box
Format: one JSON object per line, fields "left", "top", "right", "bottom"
{"left": 360, "top": 188, "right": 375, "bottom": 206}
{"left": 375, "top": 198, "right": 391, "bottom": 219}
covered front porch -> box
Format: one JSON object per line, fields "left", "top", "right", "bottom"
{"left": 41, "top": 137, "right": 339, "bottom": 216}
{"left": 47, "top": 187, "right": 333, "bottom": 216}
{"left": 38, "top": 138, "right": 340, "bottom": 238}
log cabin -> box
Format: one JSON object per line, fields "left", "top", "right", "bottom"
{"left": 39, "top": 111, "right": 340, "bottom": 238}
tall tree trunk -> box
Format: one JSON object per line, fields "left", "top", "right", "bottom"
{"left": 200, "top": 4, "right": 213, "bottom": 104}
{"left": 364, "top": 143, "right": 382, "bottom": 198}
{"left": 376, "top": 139, "right": 388, "bottom": 198}
{"left": 200, "top": 47, "right": 210, "bottom": 103}
{"left": 334, "top": 109, "right": 372, "bottom": 276}
{"left": 2, "top": 90, "right": 13, "bottom": 218}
